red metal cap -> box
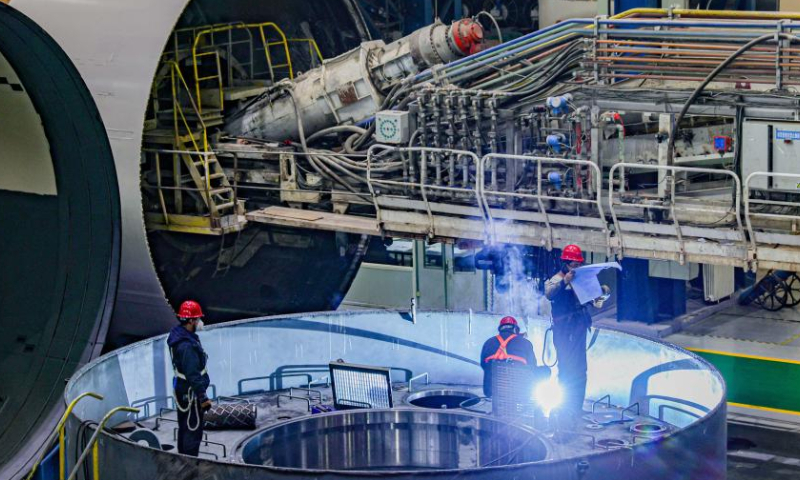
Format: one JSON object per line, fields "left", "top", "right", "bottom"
{"left": 178, "top": 300, "right": 204, "bottom": 319}
{"left": 451, "top": 19, "right": 484, "bottom": 55}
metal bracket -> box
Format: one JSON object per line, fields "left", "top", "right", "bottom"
{"left": 277, "top": 394, "right": 311, "bottom": 412}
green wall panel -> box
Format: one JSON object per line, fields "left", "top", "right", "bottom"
{"left": 692, "top": 349, "right": 800, "bottom": 413}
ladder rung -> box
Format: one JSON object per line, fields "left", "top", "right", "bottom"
{"left": 197, "top": 75, "right": 220, "bottom": 81}
{"left": 266, "top": 42, "right": 286, "bottom": 46}
{"left": 214, "top": 201, "right": 235, "bottom": 210}
{"left": 271, "top": 64, "right": 289, "bottom": 68}
{"left": 193, "top": 158, "right": 218, "bottom": 167}
{"left": 209, "top": 187, "right": 231, "bottom": 196}
{"left": 207, "top": 172, "right": 226, "bottom": 180}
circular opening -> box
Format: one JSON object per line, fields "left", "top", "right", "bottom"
{"left": 597, "top": 438, "right": 630, "bottom": 450}
{"left": 631, "top": 423, "right": 668, "bottom": 435}
{"left": 139, "top": 0, "right": 372, "bottom": 324}
{"left": 407, "top": 389, "right": 479, "bottom": 409}
{"left": 241, "top": 409, "right": 549, "bottom": 471}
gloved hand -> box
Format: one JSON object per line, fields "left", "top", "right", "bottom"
{"left": 200, "top": 399, "right": 213, "bottom": 411}
{"left": 593, "top": 285, "right": 611, "bottom": 308}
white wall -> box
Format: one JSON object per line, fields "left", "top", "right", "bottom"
{"left": 540, "top": 0, "right": 598, "bottom": 29}
{"left": 0, "top": 52, "right": 56, "bottom": 196}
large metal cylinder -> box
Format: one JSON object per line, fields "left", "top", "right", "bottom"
{"left": 225, "top": 19, "right": 483, "bottom": 142}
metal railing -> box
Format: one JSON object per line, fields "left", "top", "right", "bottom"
{"left": 25, "top": 392, "right": 104, "bottom": 480}
{"left": 145, "top": 141, "right": 800, "bottom": 268}
{"left": 608, "top": 163, "right": 745, "bottom": 264}
{"left": 66, "top": 406, "right": 140, "bottom": 480}
{"left": 287, "top": 38, "right": 324, "bottom": 67}
{"left": 480, "top": 154, "right": 608, "bottom": 250}
{"left": 744, "top": 171, "right": 800, "bottom": 253}
{"left": 166, "top": 61, "right": 209, "bottom": 153}
{"left": 367, "top": 145, "right": 485, "bottom": 239}
{"left": 192, "top": 22, "right": 294, "bottom": 113}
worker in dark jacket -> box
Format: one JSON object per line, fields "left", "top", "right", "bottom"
{"left": 167, "top": 300, "right": 212, "bottom": 456}
{"left": 480, "top": 316, "right": 537, "bottom": 397}
{"left": 545, "top": 244, "right": 607, "bottom": 427}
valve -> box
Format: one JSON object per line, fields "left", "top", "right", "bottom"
{"left": 546, "top": 94, "right": 573, "bottom": 115}
{"left": 546, "top": 133, "right": 567, "bottom": 153}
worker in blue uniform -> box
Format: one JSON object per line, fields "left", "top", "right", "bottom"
{"left": 167, "top": 300, "right": 212, "bottom": 456}
{"left": 545, "top": 244, "right": 607, "bottom": 428}
{"left": 480, "top": 316, "right": 537, "bottom": 397}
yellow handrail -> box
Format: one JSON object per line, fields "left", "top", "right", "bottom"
{"left": 287, "top": 38, "right": 324, "bottom": 66}
{"left": 167, "top": 61, "right": 209, "bottom": 153}
{"left": 25, "top": 392, "right": 104, "bottom": 480}
{"left": 191, "top": 22, "right": 295, "bottom": 113}
{"left": 66, "top": 406, "right": 140, "bottom": 480}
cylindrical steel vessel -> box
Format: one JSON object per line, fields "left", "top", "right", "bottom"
{"left": 63, "top": 311, "right": 728, "bottom": 480}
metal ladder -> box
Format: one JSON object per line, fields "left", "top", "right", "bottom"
{"left": 175, "top": 142, "right": 238, "bottom": 218}
{"left": 213, "top": 229, "right": 243, "bottom": 277}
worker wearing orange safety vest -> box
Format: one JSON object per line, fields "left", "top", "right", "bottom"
{"left": 480, "top": 316, "right": 537, "bottom": 397}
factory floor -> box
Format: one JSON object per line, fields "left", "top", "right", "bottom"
{"left": 728, "top": 422, "right": 800, "bottom": 479}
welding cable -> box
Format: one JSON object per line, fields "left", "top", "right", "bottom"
{"left": 307, "top": 148, "right": 404, "bottom": 172}
{"left": 308, "top": 154, "right": 362, "bottom": 192}
{"left": 74, "top": 420, "right": 98, "bottom": 480}
{"left": 285, "top": 87, "right": 362, "bottom": 193}
{"left": 667, "top": 32, "right": 800, "bottom": 166}
{"left": 343, "top": 132, "right": 362, "bottom": 154}
{"left": 305, "top": 125, "right": 368, "bottom": 145}
{"left": 475, "top": 11, "right": 503, "bottom": 44}
{"left": 314, "top": 154, "right": 370, "bottom": 183}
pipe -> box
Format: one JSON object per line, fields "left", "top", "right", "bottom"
{"left": 599, "top": 73, "right": 800, "bottom": 86}
{"left": 474, "top": 11, "right": 503, "bottom": 44}
{"left": 305, "top": 125, "right": 368, "bottom": 144}
{"left": 415, "top": 8, "right": 800, "bottom": 84}
{"left": 667, "top": 33, "right": 800, "bottom": 167}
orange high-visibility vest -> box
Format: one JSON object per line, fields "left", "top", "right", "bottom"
{"left": 484, "top": 334, "right": 528, "bottom": 364}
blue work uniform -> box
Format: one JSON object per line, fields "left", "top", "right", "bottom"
{"left": 167, "top": 325, "right": 210, "bottom": 456}
{"left": 545, "top": 269, "right": 592, "bottom": 418}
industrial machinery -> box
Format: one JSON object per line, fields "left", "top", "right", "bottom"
{"left": 7, "top": 2, "right": 800, "bottom": 478}
{"left": 159, "top": 8, "right": 800, "bottom": 277}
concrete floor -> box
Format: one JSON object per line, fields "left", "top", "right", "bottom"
{"left": 728, "top": 423, "right": 800, "bottom": 479}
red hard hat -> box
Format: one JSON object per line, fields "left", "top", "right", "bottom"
{"left": 499, "top": 316, "right": 518, "bottom": 327}
{"left": 561, "top": 244, "right": 584, "bottom": 263}
{"left": 178, "top": 300, "right": 204, "bottom": 319}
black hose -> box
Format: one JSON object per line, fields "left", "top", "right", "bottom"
{"left": 667, "top": 33, "right": 799, "bottom": 166}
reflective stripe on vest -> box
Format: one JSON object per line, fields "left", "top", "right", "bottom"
{"left": 484, "top": 334, "right": 528, "bottom": 364}
{"left": 173, "top": 367, "right": 207, "bottom": 381}
{"left": 169, "top": 346, "right": 207, "bottom": 380}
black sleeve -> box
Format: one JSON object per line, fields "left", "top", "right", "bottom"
{"left": 177, "top": 343, "right": 208, "bottom": 402}
{"left": 480, "top": 339, "right": 493, "bottom": 370}
{"left": 523, "top": 338, "right": 537, "bottom": 369}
